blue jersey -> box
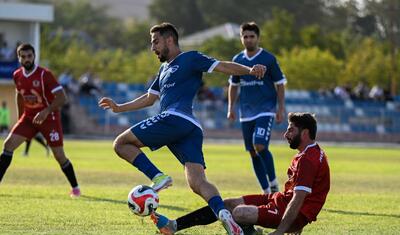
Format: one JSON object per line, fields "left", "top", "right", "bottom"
{"left": 149, "top": 51, "right": 219, "bottom": 128}
{"left": 229, "top": 48, "right": 286, "bottom": 122}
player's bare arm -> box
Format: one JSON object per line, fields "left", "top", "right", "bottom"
{"left": 33, "top": 89, "right": 67, "bottom": 125}
{"left": 214, "top": 61, "right": 266, "bottom": 79}
{"left": 16, "top": 91, "right": 24, "bottom": 118}
{"left": 99, "top": 92, "right": 158, "bottom": 113}
{"left": 227, "top": 85, "right": 239, "bottom": 121}
{"left": 269, "top": 190, "right": 308, "bottom": 235}
{"left": 275, "top": 84, "right": 285, "bottom": 124}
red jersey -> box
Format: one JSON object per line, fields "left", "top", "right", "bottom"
{"left": 282, "top": 143, "right": 330, "bottom": 222}
{"left": 13, "top": 65, "right": 62, "bottom": 118}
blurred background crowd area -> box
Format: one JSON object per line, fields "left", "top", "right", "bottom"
{"left": 0, "top": 0, "right": 399, "bottom": 142}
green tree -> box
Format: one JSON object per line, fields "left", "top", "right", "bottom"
{"left": 149, "top": 0, "right": 207, "bottom": 35}
{"left": 365, "top": 0, "right": 400, "bottom": 42}
{"left": 198, "top": 36, "right": 242, "bottom": 87}
{"left": 35, "top": 0, "right": 150, "bottom": 53}
{"left": 130, "top": 50, "right": 161, "bottom": 84}
{"left": 260, "top": 8, "right": 298, "bottom": 54}
{"left": 339, "top": 38, "right": 391, "bottom": 88}
{"left": 278, "top": 47, "right": 343, "bottom": 90}
{"left": 49, "top": 0, "right": 119, "bottom": 47}
{"left": 197, "top": 0, "right": 268, "bottom": 27}
{"left": 114, "top": 21, "right": 152, "bottom": 54}
{"left": 298, "top": 25, "right": 354, "bottom": 59}
{"left": 299, "top": 25, "right": 325, "bottom": 49}
{"left": 197, "top": 0, "right": 329, "bottom": 29}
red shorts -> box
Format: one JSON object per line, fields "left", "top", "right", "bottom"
{"left": 11, "top": 112, "right": 63, "bottom": 147}
{"left": 242, "top": 193, "right": 309, "bottom": 232}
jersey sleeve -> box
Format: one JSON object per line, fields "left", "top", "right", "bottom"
{"left": 270, "top": 57, "right": 287, "bottom": 85}
{"left": 294, "top": 157, "right": 318, "bottom": 193}
{"left": 44, "top": 70, "right": 63, "bottom": 93}
{"left": 192, "top": 51, "right": 219, "bottom": 73}
{"left": 148, "top": 73, "right": 160, "bottom": 96}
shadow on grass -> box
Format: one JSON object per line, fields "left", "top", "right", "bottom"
{"left": 323, "top": 208, "right": 400, "bottom": 219}
{"left": 81, "top": 195, "right": 187, "bottom": 212}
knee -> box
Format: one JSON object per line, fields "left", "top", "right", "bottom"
{"left": 3, "top": 138, "right": 17, "bottom": 152}
{"left": 3, "top": 140, "right": 11, "bottom": 152}
{"left": 224, "top": 198, "right": 242, "bottom": 212}
{"left": 232, "top": 206, "right": 247, "bottom": 223}
{"left": 253, "top": 144, "right": 265, "bottom": 153}
{"left": 113, "top": 137, "right": 126, "bottom": 157}
{"left": 112, "top": 138, "right": 120, "bottom": 154}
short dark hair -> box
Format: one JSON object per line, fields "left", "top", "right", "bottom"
{"left": 150, "top": 22, "right": 179, "bottom": 45}
{"left": 240, "top": 22, "right": 260, "bottom": 37}
{"left": 288, "top": 112, "right": 317, "bottom": 140}
{"left": 17, "top": 43, "right": 35, "bottom": 56}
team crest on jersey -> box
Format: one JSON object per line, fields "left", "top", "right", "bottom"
{"left": 160, "top": 65, "right": 179, "bottom": 80}
{"left": 32, "top": 80, "right": 40, "bottom": 87}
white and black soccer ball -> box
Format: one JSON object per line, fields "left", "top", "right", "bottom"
{"left": 127, "top": 185, "right": 159, "bottom": 216}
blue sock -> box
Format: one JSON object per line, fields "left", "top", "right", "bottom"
{"left": 251, "top": 154, "right": 269, "bottom": 190}
{"left": 154, "top": 213, "right": 169, "bottom": 229}
{"left": 259, "top": 149, "right": 277, "bottom": 182}
{"left": 208, "top": 196, "right": 225, "bottom": 216}
{"left": 131, "top": 153, "right": 161, "bottom": 180}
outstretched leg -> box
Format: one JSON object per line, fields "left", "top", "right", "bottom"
{"left": 185, "top": 162, "right": 243, "bottom": 235}
{"left": 113, "top": 129, "right": 171, "bottom": 192}
{"left": 0, "top": 134, "right": 26, "bottom": 182}
{"left": 152, "top": 197, "right": 251, "bottom": 234}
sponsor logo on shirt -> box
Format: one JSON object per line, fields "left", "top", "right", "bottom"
{"left": 20, "top": 89, "right": 43, "bottom": 108}
{"left": 163, "top": 82, "right": 176, "bottom": 89}
{"left": 240, "top": 80, "right": 264, "bottom": 87}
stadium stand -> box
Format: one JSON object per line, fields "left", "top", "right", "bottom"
{"left": 76, "top": 82, "right": 400, "bottom": 143}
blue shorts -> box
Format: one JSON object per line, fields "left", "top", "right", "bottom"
{"left": 131, "top": 112, "right": 205, "bottom": 167}
{"left": 241, "top": 116, "right": 274, "bottom": 151}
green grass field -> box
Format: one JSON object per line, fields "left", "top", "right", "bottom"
{"left": 0, "top": 138, "right": 399, "bottom": 235}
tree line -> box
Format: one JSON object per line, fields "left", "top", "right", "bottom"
{"left": 32, "top": 0, "right": 398, "bottom": 94}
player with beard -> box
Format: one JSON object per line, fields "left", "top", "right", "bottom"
{"left": 0, "top": 43, "right": 81, "bottom": 198}
{"left": 152, "top": 112, "right": 330, "bottom": 235}
{"left": 227, "top": 22, "right": 286, "bottom": 194}
{"left": 99, "top": 22, "right": 267, "bottom": 235}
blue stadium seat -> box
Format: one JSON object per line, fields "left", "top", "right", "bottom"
{"left": 76, "top": 86, "right": 400, "bottom": 137}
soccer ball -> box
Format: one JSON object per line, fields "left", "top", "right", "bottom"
{"left": 127, "top": 185, "right": 159, "bottom": 216}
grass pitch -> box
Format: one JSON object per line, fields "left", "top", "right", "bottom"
{"left": 0, "top": 138, "right": 399, "bottom": 234}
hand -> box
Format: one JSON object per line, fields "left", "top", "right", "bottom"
{"left": 227, "top": 111, "right": 236, "bottom": 121}
{"left": 275, "top": 108, "right": 285, "bottom": 124}
{"left": 33, "top": 108, "right": 50, "bottom": 125}
{"left": 98, "top": 97, "right": 119, "bottom": 113}
{"left": 250, "top": 64, "right": 266, "bottom": 79}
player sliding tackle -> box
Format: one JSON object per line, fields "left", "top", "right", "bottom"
{"left": 152, "top": 112, "right": 330, "bottom": 235}
{"left": 99, "top": 22, "right": 265, "bottom": 235}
